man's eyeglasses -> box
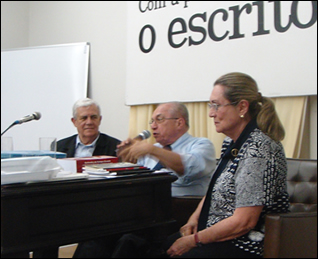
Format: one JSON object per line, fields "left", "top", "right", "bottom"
{"left": 207, "top": 102, "right": 237, "bottom": 112}
{"left": 149, "top": 116, "right": 179, "bottom": 125}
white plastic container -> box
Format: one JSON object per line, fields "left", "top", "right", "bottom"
{"left": 1, "top": 156, "right": 62, "bottom": 185}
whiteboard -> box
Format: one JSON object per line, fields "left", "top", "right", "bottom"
{"left": 1, "top": 42, "right": 89, "bottom": 151}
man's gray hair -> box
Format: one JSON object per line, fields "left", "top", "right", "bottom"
{"left": 72, "top": 98, "right": 101, "bottom": 119}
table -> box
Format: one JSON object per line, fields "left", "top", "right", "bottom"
{"left": 1, "top": 172, "right": 177, "bottom": 257}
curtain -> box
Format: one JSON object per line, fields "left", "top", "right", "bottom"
{"left": 127, "top": 97, "right": 308, "bottom": 159}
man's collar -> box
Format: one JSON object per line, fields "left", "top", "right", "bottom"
{"left": 76, "top": 133, "right": 100, "bottom": 147}
{"left": 160, "top": 132, "right": 190, "bottom": 150}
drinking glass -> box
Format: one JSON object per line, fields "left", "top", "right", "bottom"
{"left": 1, "top": 136, "right": 13, "bottom": 151}
{"left": 39, "top": 137, "right": 57, "bottom": 157}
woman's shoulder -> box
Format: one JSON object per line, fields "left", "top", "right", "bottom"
{"left": 248, "top": 129, "right": 285, "bottom": 156}
{"left": 250, "top": 128, "right": 282, "bottom": 146}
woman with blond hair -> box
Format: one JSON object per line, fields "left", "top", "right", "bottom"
{"left": 165, "top": 72, "right": 290, "bottom": 258}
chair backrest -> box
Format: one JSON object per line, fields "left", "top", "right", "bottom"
{"left": 264, "top": 159, "right": 317, "bottom": 258}
{"left": 286, "top": 158, "right": 317, "bottom": 212}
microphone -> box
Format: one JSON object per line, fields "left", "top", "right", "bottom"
{"left": 1, "top": 112, "right": 42, "bottom": 136}
{"left": 134, "top": 130, "right": 151, "bottom": 141}
{"left": 14, "top": 112, "right": 41, "bottom": 124}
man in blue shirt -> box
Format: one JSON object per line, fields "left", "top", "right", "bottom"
{"left": 73, "top": 102, "right": 217, "bottom": 258}
{"left": 117, "top": 102, "right": 217, "bottom": 197}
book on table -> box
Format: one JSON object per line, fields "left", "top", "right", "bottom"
{"left": 83, "top": 162, "right": 154, "bottom": 176}
{"left": 57, "top": 155, "right": 118, "bottom": 173}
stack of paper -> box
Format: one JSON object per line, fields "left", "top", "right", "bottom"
{"left": 52, "top": 170, "right": 89, "bottom": 181}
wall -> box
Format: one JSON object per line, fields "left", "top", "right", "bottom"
{"left": 1, "top": 1, "right": 317, "bottom": 159}
{"left": 1, "top": 1, "right": 130, "bottom": 142}
{"left": 1, "top": 1, "right": 29, "bottom": 48}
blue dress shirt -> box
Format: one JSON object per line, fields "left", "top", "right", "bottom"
{"left": 74, "top": 134, "right": 99, "bottom": 158}
{"left": 137, "top": 132, "right": 217, "bottom": 197}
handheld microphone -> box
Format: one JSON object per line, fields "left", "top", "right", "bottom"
{"left": 14, "top": 112, "right": 41, "bottom": 124}
{"left": 134, "top": 130, "right": 151, "bottom": 141}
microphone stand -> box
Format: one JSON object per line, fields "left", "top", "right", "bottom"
{"left": 1, "top": 121, "right": 18, "bottom": 136}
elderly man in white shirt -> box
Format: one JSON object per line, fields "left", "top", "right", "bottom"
{"left": 73, "top": 102, "right": 217, "bottom": 258}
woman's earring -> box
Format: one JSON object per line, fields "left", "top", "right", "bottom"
{"left": 240, "top": 114, "right": 244, "bottom": 118}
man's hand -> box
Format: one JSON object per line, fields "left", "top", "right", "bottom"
{"left": 116, "top": 138, "right": 135, "bottom": 162}
{"left": 117, "top": 140, "right": 154, "bottom": 163}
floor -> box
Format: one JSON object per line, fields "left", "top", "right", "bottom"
{"left": 29, "top": 244, "right": 78, "bottom": 258}
{"left": 59, "top": 244, "right": 78, "bottom": 258}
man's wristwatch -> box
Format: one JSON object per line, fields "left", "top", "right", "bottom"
{"left": 194, "top": 232, "right": 203, "bottom": 247}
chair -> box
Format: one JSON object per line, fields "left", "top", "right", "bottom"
{"left": 171, "top": 158, "right": 317, "bottom": 258}
{"left": 263, "top": 158, "right": 317, "bottom": 258}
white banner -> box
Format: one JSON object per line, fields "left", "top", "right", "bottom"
{"left": 126, "top": 1, "right": 317, "bottom": 105}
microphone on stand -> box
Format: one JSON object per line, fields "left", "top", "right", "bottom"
{"left": 1, "top": 112, "right": 42, "bottom": 136}
{"left": 14, "top": 112, "right": 41, "bottom": 124}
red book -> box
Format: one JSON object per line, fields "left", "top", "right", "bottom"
{"left": 57, "top": 155, "right": 118, "bottom": 173}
